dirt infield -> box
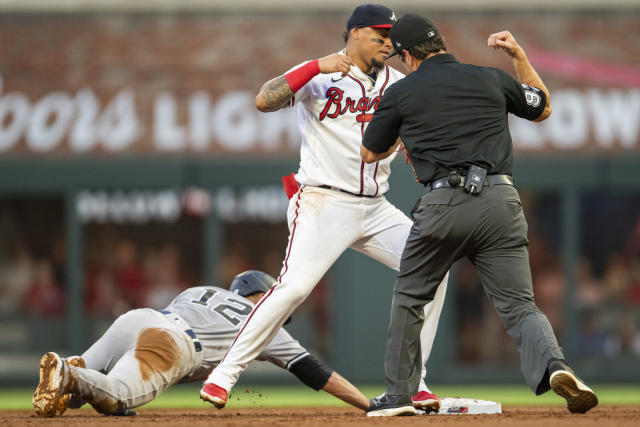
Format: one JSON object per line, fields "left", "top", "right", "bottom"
{"left": 3, "top": 406, "right": 640, "bottom": 427}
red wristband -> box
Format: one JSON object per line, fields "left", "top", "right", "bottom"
{"left": 285, "top": 59, "right": 320, "bottom": 93}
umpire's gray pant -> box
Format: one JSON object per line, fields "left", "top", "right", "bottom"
{"left": 385, "top": 183, "right": 564, "bottom": 396}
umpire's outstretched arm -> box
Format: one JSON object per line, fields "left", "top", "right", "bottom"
{"left": 488, "top": 31, "right": 552, "bottom": 122}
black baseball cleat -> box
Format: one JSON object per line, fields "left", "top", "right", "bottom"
{"left": 549, "top": 361, "right": 598, "bottom": 414}
{"left": 366, "top": 393, "right": 417, "bottom": 417}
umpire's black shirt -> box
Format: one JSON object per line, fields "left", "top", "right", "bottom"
{"left": 363, "top": 53, "right": 546, "bottom": 184}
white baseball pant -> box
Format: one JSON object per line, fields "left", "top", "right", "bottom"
{"left": 207, "top": 186, "right": 448, "bottom": 392}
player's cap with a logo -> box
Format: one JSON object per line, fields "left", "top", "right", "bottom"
{"left": 387, "top": 13, "right": 440, "bottom": 58}
{"left": 346, "top": 4, "right": 397, "bottom": 30}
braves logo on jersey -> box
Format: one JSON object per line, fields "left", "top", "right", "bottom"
{"left": 318, "top": 68, "right": 390, "bottom": 126}
{"left": 319, "top": 87, "right": 381, "bottom": 122}
{"left": 291, "top": 58, "right": 403, "bottom": 196}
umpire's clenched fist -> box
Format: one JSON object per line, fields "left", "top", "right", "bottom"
{"left": 487, "top": 31, "right": 524, "bottom": 59}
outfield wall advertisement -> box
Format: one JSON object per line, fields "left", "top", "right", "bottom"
{"left": 0, "top": 11, "right": 638, "bottom": 156}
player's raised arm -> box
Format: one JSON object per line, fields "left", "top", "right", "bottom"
{"left": 255, "top": 53, "right": 353, "bottom": 112}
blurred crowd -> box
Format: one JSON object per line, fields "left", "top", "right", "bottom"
{"left": 455, "top": 229, "right": 640, "bottom": 362}
{"left": 83, "top": 229, "right": 191, "bottom": 316}
{"left": 0, "top": 218, "right": 320, "bottom": 314}
{"left": 0, "top": 231, "right": 194, "bottom": 318}
{"left": 0, "top": 200, "right": 638, "bottom": 361}
{"left": 0, "top": 238, "right": 67, "bottom": 317}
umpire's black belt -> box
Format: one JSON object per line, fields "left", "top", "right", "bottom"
{"left": 318, "top": 185, "right": 379, "bottom": 198}
{"left": 425, "top": 174, "right": 514, "bottom": 192}
{"left": 160, "top": 310, "right": 203, "bottom": 352}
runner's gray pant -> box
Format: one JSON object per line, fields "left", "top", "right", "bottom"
{"left": 71, "top": 309, "right": 202, "bottom": 413}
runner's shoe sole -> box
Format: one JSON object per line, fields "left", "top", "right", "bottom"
{"left": 550, "top": 370, "right": 598, "bottom": 414}
{"left": 33, "top": 352, "right": 66, "bottom": 418}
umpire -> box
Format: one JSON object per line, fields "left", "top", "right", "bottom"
{"left": 361, "top": 13, "right": 598, "bottom": 417}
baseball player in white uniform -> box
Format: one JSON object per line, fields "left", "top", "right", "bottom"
{"left": 32, "top": 271, "right": 370, "bottom": 417}
{"left": 201, "top": 4, "right": 448, "bottom": 412}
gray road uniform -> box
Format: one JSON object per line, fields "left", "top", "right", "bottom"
{"left": 72, "top": 286, "right": 310, "bottom": 413}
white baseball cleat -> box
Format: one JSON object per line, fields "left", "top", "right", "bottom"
{"left": 33, "top": 352, "right": 67, "bottom": 418}
{"left": 550, "top": 369, "right": 598, "bottom": 414}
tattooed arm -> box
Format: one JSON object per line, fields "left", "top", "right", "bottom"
{"left": 255, "top": 53, "right": 354, "bottom": 113}
{"left": 255, "top": 76, "right": 295, "bottom": 112}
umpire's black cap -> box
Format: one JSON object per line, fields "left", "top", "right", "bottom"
{"left": 346, "top": 4, "right": 397, "bottom": 30}
{"left": 387, "top": 13, "right": 440, "bottom": 58}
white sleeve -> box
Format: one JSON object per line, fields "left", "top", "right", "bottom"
{"left": 256, "top": 327, "right": 308, "bottom": 369}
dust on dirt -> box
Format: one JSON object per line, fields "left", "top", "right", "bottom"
{"left": 3, "top": 406, "right": 639, "bottom": 427}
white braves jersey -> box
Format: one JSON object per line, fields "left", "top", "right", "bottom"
{"left": 290, "top": 51, "right": 405, "bottom": 196}
{"left": 164, "top": 286, "right": 308, "bottom": 382}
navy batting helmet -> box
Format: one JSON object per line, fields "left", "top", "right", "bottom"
{"left": 230, "top": 270, "right": 275, "bottom": 297}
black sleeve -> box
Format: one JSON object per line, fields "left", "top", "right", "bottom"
{"left": 497, "top": 69, "right": 547, "bottom": 121}
{"left": 363, "top": 84, "right": 401, "bottom": 153}
{"left": 288, "top": 353, "right": 333, "bottom": 391}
